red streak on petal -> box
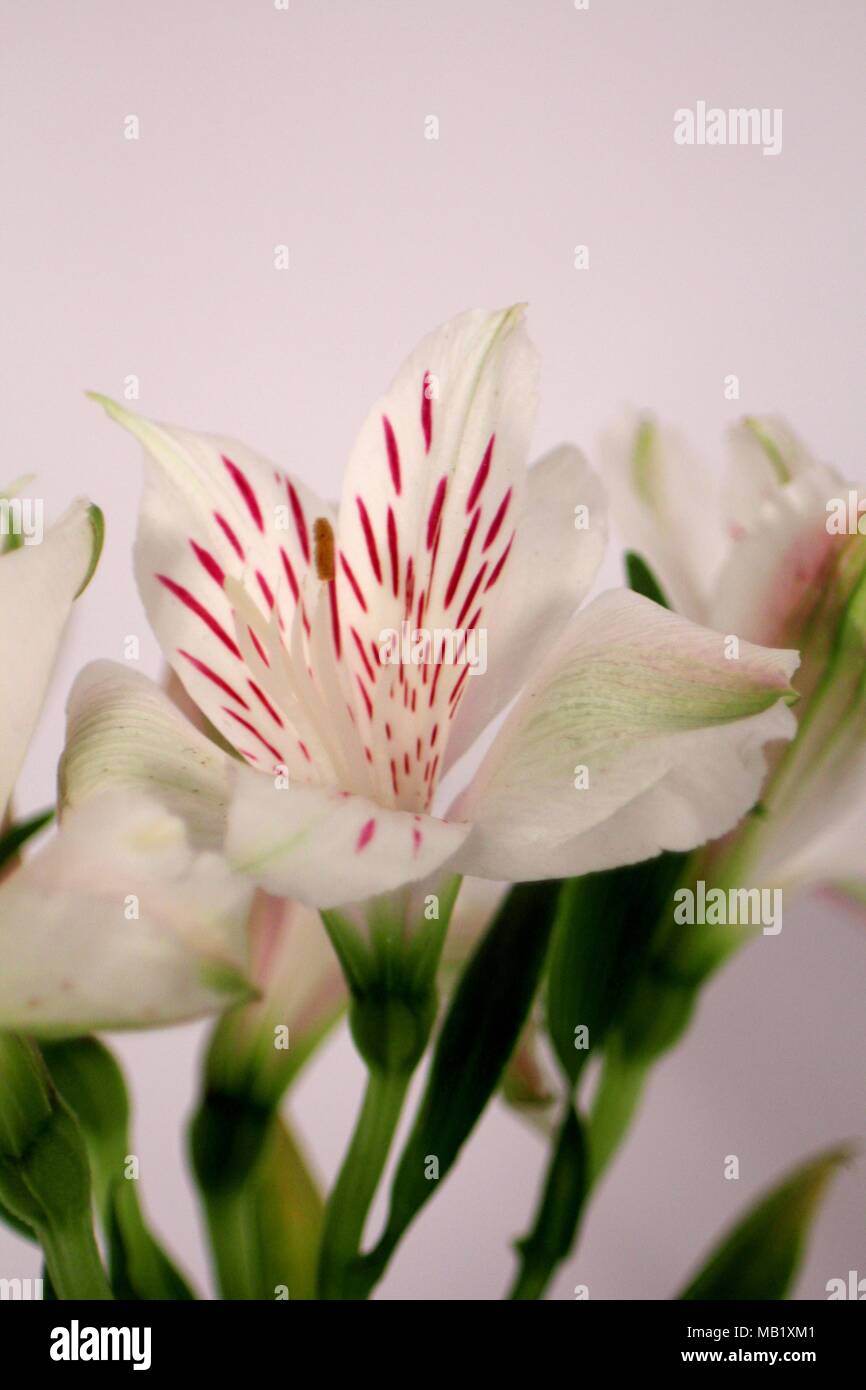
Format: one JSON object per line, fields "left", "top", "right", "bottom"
{"left": 411, "top": 688, "right": 417, "bottom": 713}
{"left": 190, "top": 540, "right": 225, "bottom": 587}
{"left": 455, "top": 562, "right": 488, "bottom": 628}
{"left": 383, "top": 415, "right": 401, "bottom": 494}
{"left": 248, "top": 679, "right": 284, "bottom": 727}
{"left": 449, "top": 664, "right": 470, "bottom": 707}
{"left": 385, "top": 721, "right": 392, "bottom": 739}
{"left": 327, "top": 579, "right": 342, "bottom": 658}
{"left": 416, "top": 587, "right": 425, "bottom": 628}
{"left": 421, "top": 372, "right": 433, "bottom": 452}
{"left": 356, "top": 818, "right": 376, "bottom": 852}
{"left": 390, "top": 758, "right": 399, "bottom": 796}
{"left": 356, "top": 675, "right": 373, "bottom": 719}
{"left": 426, "top": 477, "right": 447, "bottom": 549}
{"left": 387, "top": 507, "right": 400, "bottom": 597}
{"left": 364, "top": 746, "right": 373, "bottom": 763}
{"left": 287, "top": 482, "right": 311, "bottom": 562}
{"left": 178, "top": 649, "right": 248, "bottom": 707}
{"left": 416, "top": 736, "right": 422, "bottom": 760}
{"left": 444, "top": 508, "right": 481, "bottom": 608}
{"left": 467, "top": 435, "right": 494, "bottom": 512}
{"left": 257, "top": 570, "right": 275, "bottom": 609}
{"left": 484, "top": 533, "right": 515, "bottom": 591}
{"left": 405, "top": 556, "right": 415, "bottom": 617}
{"left": 223, "top": 456, "right": 264, "bottom": 533}
{"left": 215, "top": 512, "right": 245, "bottom": 561}
{"left": 248, "top": 625, "right": 271, "bottom": 667}
{"left": 429, "top": 754, "right": 440, "bottom": 783}
{"left": 412, "top": 826, "right": 423, "bottom": 854}
{"left": 356, "top": 497, "right": 382, "bottom": 583}
{"left": 351, "top": 626, "right": 376, "bottom": 683}
{"left": 403, "top": 751, "right": 410, "bottom": 776}
{"left": 280, "top": 547, "right": 300, "bottom": 602}
{"left": 340, "top": 552, "right": 368, "bottom": 611}
{"left": 431, "top": 723, "right": 439, "bottom": 746}
{"left": 298, "top": 739, "right": 312, "bottom": 762}
{"left": 157, "top": 575, "right": 241, "bottom": 658}
{"left": 483, "top": 488, "right": 512, "bottom": 552}
{"left": 223, "top": 707, "right": 283, "bottom": 763}
{"left": 429, "top": 662, "right": 444, "bottom": 707}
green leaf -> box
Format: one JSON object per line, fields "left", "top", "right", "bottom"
{"left": 41, "top": 1038, "right": 195, "bottom": 1299}
{"left": 509, "top": 1104, "right": 588, "bottom": 1300}
{"left": 679, "top": 1145, "right": 853, "bottom": 1301}
{"left": 0, "top": 809, "right": 54, "bottom": 874}
{"left": 625, "top": 550, "right": 671, "bottom": 609}
{"left": 0, "top": 1033, "right": 112, "bottom": 1299}
{"left": 362, "top": 880, "right": 563, "bottom": 1288}
{"left": 547, "top": 853, "right": 687, "bottom": 1086}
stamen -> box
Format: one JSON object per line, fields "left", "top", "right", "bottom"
{"left": 314, "top": 516, "right": 336, "bottom": 581}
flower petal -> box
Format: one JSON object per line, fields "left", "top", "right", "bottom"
{"left": 60, "top": 660, "right": 232, "bottom": 850}
{"left": 443, "top": 444, "right": 607, "bottom": 773}
{"left": 226, "top": 765, "right": 469, "bottom": 907}
{"left": 89, "top": 395, "right": 336, "bottom": 784}
{"left": 711, "top": 429, "right": 849, "bottom": 647}
{"left": 600, "top": 413, "right": 727, "bottom": 622}
{"left": 334, "top": 306, "right": 539, "bottom": 809}
{"left": 0, "top": 499, "right": 101, "bottom": 817}
{"left": 0, "top": 791, "right": 254, "bottom": 1036}
{"left": 452, "top": 589, "right": 799, "bottom": 880}
{"left": 722, "top": 415, "right": 822, "bottom": 529}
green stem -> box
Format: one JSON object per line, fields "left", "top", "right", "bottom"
{"left": 317, "top": 1066, "right": 410, "bottom": 1300}
{"left": 38, "top": 1213, "right": 113, "bottom": 1300}
{"left": 588, "top": 1038, "right": 650, "bottom": 1187}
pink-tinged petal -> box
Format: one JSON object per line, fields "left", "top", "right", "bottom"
{"left": 226, "top": 766, "right": 469, "bottom": 907}
{"left": 334, "top": 307, "right": 538, "bottom": 811}
{"left": 0, "top": 499, "right": 101, "bottom": 819}
{"left": 0, "top": 791, "right": 254, "bottom": 1036}
{"left": 711, "top": 435, "right": 849, "bottom": 648}
{"left": 452, "top": 590, "right": 799, "bottom": 881}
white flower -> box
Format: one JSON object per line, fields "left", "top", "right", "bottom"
{"left": 602, "top": 412, "right": 866, "bottom": 894}
{"left": 66, "top": 309, "right": 799, "bottom": 917}
{"left": 0, "top": 500, "right": 255, "bottom": 1036}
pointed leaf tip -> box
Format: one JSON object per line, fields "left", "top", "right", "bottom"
{"left": 75, "top": 504, "right": 105, "bottom": 597}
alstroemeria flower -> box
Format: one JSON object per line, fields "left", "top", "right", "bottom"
{"left": 602, "top": 413, "right": 866, "bottom": 894}
{"left": 67, "top": 309, "right": 800, "bottom": 914}
{"left": 0, "top": 499, "right": 255, "bottom": 1036}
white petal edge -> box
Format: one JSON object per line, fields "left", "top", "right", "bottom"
{"left": 0, "top": 791, "right": 255, "bottom": 1036}
{"left": 451, "top": 589, "right": 799, "bottom": 881}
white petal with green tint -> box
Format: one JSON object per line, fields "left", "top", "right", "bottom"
{"left": 0, "top": 791, "right": 254, "bottom": 1036}
{"left": 226, "top": 764, "right": 469, "bottom": 908}
{"left": 61, "top": 660, "right": 233, "bottom": 849}
{"left": 0, "top": 499, "right": 101, "bottom": 819}
{"left": 600, "top": 413, "right": 727, "bottom": 623}
{"left": 452, "top": 590, "right": 799, "bottom": 880}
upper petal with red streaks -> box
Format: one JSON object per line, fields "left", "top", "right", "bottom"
{"left": 333, "top": 307, "right": 538, "bottom": 811}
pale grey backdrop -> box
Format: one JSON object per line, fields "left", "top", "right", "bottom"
{"left": 1, "top": 0, "right": 864, "bottom": 1298}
